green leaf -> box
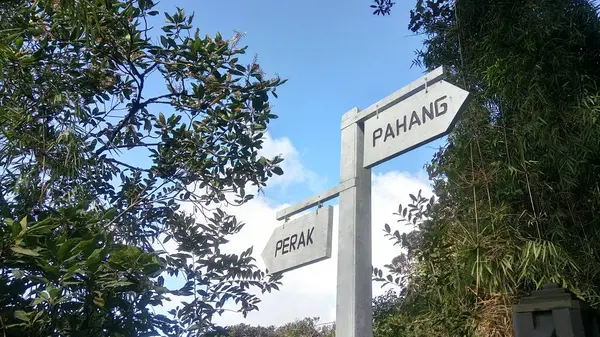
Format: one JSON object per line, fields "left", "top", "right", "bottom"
{"left": 27, "top": 220, "right": 58, "bottom": 234}
{"left": 31, "top": 296, "right": 46, "bottom": 306}
{"left": 14, "top": 311, "right": 30, "bottom": 322}
{"left": 11, "top": 246, "right": 40, "bottom": 257}
{"left": 106, "top": 281, "right": 135, "bottom": 288}
{"left": 167, "top": 38, "right": 176, "bottom": 48}
{"left": 272, "top": 166, "right": 283, "bottom": 176}
{"left": 252, "top": 123, "right": 266, "bottom": 131}
{"left": 86, "top": 248, "right": 105, "bottom": 272}
{"left": 93, "top": 297, "right": 105, "bottom": 307}
{"left": 193, "top": 38, "right": 201, "bottom": 52}
{"left": 57, "top": 239, "right": 77, "bottom": 262}
{"left": 156, "top": 286, "right": 169, "bottom": 294}
{"left": 87, "top": 248, "right": 103, "bottom": 261}
{"left": 15, "top": 36, "right": 23, "bottom": 50}
{"left": 8, "top": 218, "right": 19, "bottom": 237}
{"left": 28, "top": 275, "right": 49, "bottom": 285}
{"left": 43, "top": 264, "right": 60, "bottom": 278}
{"left": 19, "top": 56, "right": 36, "bottom": 65}
{"left": 62, "top": 264, "right": 81, "bottom": 281}
{"left": 13, "top": 269, "right": 24, "bottom": 279}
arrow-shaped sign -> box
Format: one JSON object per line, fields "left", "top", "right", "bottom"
{"left": 262, "top": 206, "right": 333, "bottom": 274}
{"left": 363, "top": 79, "right": 471, "bottom": 168}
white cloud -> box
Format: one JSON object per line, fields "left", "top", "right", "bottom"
{"left": 154, "top": 132, "right": 434, "bottom": 328}
{"left": 209, "top": 170, "right": 432, "bottom": 327}
{"left": 258, "top": 132, "right": 328, "bottom": 193}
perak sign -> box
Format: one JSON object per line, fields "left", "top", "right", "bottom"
{"left": 261, "top": 206, "right": 333, "bottom": 274}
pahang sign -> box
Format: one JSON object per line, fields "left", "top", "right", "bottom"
{"left": 261, "top": 205, "right": 333, "bottom": 274}
{"left": 363, "top": 80, "right": 470, "bottom": 168}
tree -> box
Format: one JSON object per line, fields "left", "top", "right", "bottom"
{"left": 0, "top": 0, "right": 285, "bottom": 335}
{"left": 372, "top": 0, "right": 600, "bottom": 336}
{"left": 224, "top": 317, "right": 335, "bottom": 337}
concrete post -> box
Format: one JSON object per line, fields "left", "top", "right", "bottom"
{"left": 336, "top": 107, "right": 373, "bottom": 337}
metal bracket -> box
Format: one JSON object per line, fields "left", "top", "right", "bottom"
{"left": 275, "top": 178, "right": 357, "bottom": 221}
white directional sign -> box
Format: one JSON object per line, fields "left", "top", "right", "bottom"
{"left": 363, "top": 79, "right": 470, "bottom": 168}
{"left": 262, "top": 206, "right": 333, "bottom": 274}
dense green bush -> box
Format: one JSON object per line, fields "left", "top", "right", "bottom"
{"left": 372, "top": 0, "right": 600, "bottom": 336}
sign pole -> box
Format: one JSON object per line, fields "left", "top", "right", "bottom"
{"left": 336, "top": 107, "right": 372, "bottom": 337}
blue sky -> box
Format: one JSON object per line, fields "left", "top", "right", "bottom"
{"left": 145, "top": 0, "right": 446, "bottom": 327}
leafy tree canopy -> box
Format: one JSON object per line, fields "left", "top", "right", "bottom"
{"left": 0, "top": 0, "right": 286, "bottom": 335}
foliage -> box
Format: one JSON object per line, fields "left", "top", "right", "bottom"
{"left": 372, "top": 290, "right": 404, "bottom": 337}
{"left": 222, "top": 317, "right": 335, "bottom": 337}
{"left": 372, "top": 0, "right": 600, "bottom": 336}
{"left": 0, "top": 0, "right": 286, "bottom": 336}
{"left": 370, "top": 0, "right": 396, "bottom": 15}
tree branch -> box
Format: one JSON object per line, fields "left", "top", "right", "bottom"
{"left": 111, "top": 142, "right": 160, "bottom": 150}
{"left": 139, "top": 93, "right": 181, "bottom": 107}
{"left": 95, "top": 26, "right": 147, "bottom": 157}
{"left": 108, "top": 158, "right": 150, "bottom": 172}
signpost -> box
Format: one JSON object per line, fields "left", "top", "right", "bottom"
{"left": 261, "top": 66, "right": 471, "bottom": 337}
{"left": 261, "top": 206, "right": 334, "bottom": 274}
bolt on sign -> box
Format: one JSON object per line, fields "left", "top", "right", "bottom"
{"left": 261, "top": 206, "right": 333, "bottom": 274}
